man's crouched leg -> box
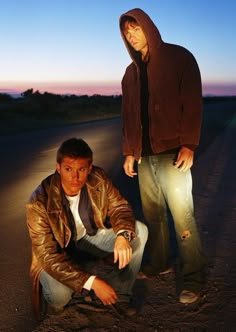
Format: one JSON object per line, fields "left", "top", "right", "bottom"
{"left": 104, "top": 221, "right": 148, "bottom": 316}
{"left": 40, "top": 270, "right": 73, "bottom": 315}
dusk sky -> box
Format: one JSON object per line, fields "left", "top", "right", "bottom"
{"left": 0, "top": 0, "right": 235, "bottom": 96}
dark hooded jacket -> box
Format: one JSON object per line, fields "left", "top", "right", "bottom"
{"left": 120, "top": 8, "right": 203, "bottom": 160}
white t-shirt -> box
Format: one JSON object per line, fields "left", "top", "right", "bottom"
{"left": 66, "top": 192, "right": 95, "bottom": 290}
{"left": 66, "top": 192, "right": 87, "bottom": 241}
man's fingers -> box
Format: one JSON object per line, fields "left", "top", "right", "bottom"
{"left": 104, "top": 292, "right": 118, "bottom": 305}
{"left": 114, "top": 236, "right": 133, "bottom": 268}
{"left": 123, "top": 156, "right": 137, "bottom": 177}
{"left": 128, "top": 247, "right": 132, "bottom": 262}
{"left": 114, "top": 250, "right": 118, "bottom": 263}
{"left": 126, "top": 167, "right": 137, "bottom": 177}
{"left": 117, "top": 249, "right": 125, "bottom": 269}
{"left": 177, "top": 159, "right": 193, "bottom": 172}
{"left": 91, "top": 278, "right": 118, "bottom": 305}
{"left": 117, "top": 248, "right": 132, "bottom": 269}
{"left": 175, "top": 147, "right": 194, "bottom": 171}
{"left": 175, "top": 157, "right": 193, "bottom": 172}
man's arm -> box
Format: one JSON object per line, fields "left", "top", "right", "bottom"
{"left": 174, "top": 146, "right": 194, "bottom": 172}
{"left": 123, "top": 155, "right": 137, "bottom": 177}
{"left": 26, "top": 204, "right": 91, "bottom": 293}
{"left": 91, "top": 278, "right": 118, "bottom": 305}
{"left": 89, "top": 235, "right": 133, "bottom": 305}
{"left": 114, "top": 235, "right": 133, "bottom": 269}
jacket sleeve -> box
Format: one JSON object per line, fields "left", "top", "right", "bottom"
{"left": 121, "top": 71, "right": 135, "bottom": 156}
{"left": 26, "top": 202, "right": 91, "bottom": 293}
{"left": 180, "top": 52, "right": 203, "bottom": 148}
{"left": 121, "top": 64, "right": 142, "bottom": 159}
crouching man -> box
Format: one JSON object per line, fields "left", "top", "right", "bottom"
{"left": 26, "top": 137, "right": 148, "bottom": 318}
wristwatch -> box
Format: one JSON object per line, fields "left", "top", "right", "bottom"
{"left": 117, "top": 231, "right": 132, "bottom": 242}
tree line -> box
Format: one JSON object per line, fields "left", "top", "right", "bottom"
{"left": 0, "top": 89, "right": 122, "bottom": 119}
{"left": 0, "top": 89, "right": 235, "bottom": 121}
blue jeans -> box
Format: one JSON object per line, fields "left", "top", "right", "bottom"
{"left": 138, "top": 153, "right": 206, "bottom": 292}
{"left": 40, "top": 220, "right": 148, "bottom": 307}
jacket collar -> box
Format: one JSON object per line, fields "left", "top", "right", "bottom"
{"left": 46, "top": 171, "right": 64, "bottom": 213}
{"left": 46, "top": 167, "right": 102, "bottom": 213}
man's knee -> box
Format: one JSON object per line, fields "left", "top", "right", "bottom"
{"left": 40, "top": 270, "right": 73, "bottom": 307}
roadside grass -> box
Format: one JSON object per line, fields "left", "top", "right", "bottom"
{"left": 0, "top": 105, "right": 121, "bottom": 136}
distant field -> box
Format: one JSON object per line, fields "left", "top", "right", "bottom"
{"left": 0, "top": 93, "right": 122, "bottom": 136}
{"left": 0, "top": 108, "right": 121, "bottom": 136}
{"left": 0, "top": 93, "right": 236, "bottom": 141}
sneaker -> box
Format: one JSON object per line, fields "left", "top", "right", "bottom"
{"left": 137, "top": 266, "right": 174, "bottom": 279}
{"left": 159, "top": 267, "right": 174, "bottom": 275}
{"left": 112, "top": 301, "right": 137, "bottom": 317}
{"left": 136, "top": 271, "right": 149, "bottom": 279}
{"left": 179, "top": 290, "right": 199, "bottom": 304}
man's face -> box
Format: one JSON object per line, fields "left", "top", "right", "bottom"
{"left": 56, "top": 157, "right": 92, "bottom": 196}
{"left": 124, "top": 23, "right": 148, "bottom": 58}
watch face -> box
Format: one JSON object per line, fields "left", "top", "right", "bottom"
{"left": 117, "top": 231, "right": 132, "bottom": 241}
{"left": 123, "top": 231, "right": 131, "bottom": 241}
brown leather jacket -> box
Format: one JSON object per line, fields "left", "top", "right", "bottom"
{"left": 26, "top": 166, "right": 136, "bottom": 315}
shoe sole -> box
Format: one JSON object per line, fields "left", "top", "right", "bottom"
{"left": 159, "top": 267, "right": 174, "bottom": 275}
{"left": 179, "top": 294, "right": 199, "bottom": 304}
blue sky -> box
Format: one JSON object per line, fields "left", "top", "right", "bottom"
{"left": 0, "top": 0, "right": 235, "bottom": 95}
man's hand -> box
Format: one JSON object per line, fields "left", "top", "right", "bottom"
{"left": 174, "top": 147, "right": 194, "bottom": 172}
{"left": 91, "top": 277, "right": 118, "bottom": 305}
{"left": 114, "top": 236, "right": 132, "bottom": 269}
{"left": 123, "top": 155, "right": 137, "bottom": 177}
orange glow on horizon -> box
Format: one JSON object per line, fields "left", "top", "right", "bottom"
{"left": 0, "top": 81, "right": 122, "bottom": 96}
{"left": 0, "top": 81, "right": 236, "bottom": 96}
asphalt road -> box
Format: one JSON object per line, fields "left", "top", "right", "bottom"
{"left": 0, "top": 101, "right": 235, "bottom": 331}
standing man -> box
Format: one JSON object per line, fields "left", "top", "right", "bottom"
{"left": 26, "top": 137, "right": 148, "bottom": 317}
{"left": 119, "top": 8, "right": 206, "bottom": 304}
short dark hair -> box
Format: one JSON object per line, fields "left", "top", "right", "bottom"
{"left": 120, "top": 16, "right": 139, "bottom": 33}
{"left": 56, "top": 138, "right": 93, "bottom": 164}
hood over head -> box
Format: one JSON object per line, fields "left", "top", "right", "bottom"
{"left": 119, "top": 8, "right": 163, "bottom": 64}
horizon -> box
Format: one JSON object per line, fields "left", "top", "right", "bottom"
{"left": 1, "top": 81, "right": 236, "bottom": 97}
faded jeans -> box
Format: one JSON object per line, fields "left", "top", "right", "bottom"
{"left": 40, "top": 220, "right": 148, "bottom": 307}
{"left": 138, "top": 153, "right": 206, "bottom": 292}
